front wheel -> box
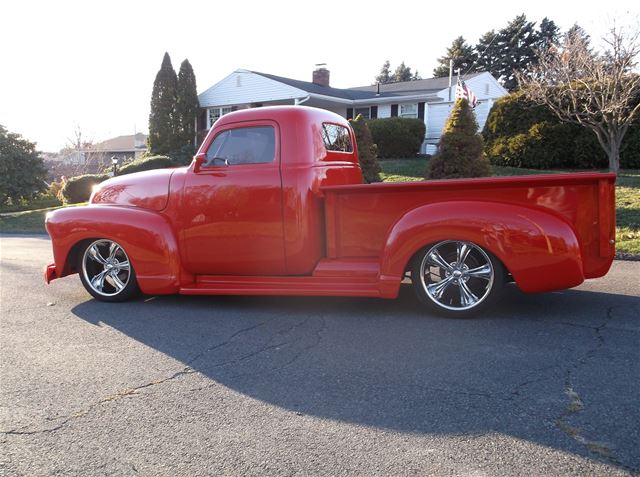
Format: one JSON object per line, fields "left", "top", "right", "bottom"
{"left": 411, "top": 240, "right": 504, "bottom": 318}
{"left": 79, "top": 239, "right": 138, "bottom": 302}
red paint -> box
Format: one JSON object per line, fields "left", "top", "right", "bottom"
{"left": 45, "top": 106, "right": 616, "bottom": 300}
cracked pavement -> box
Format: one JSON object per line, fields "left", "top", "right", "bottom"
{"left": 1, "top": 235, "right": 639, "bottom": 476}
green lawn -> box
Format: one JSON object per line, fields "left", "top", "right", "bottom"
{"left": 379, "top": 158, "right": 640, "bottom": 258}
{"left": 0, "top": 203, "right": 86, "bottom": 234}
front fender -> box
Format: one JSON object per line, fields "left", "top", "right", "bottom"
{"left": 380, "top": 201, "right": 584, "bottom": 294}
{"left": 45, "top": 205, "right": 181, "bottom": 294}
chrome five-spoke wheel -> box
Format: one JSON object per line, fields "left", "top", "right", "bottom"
{"left": 412, "top": 240, "right": 504, "bottom": 317}
{"left": 79, "top": 239, "right": 138, "bottom": 302}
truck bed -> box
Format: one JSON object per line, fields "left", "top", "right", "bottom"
{"left": 322, "top": 172, "right": 616, "bottom": 290}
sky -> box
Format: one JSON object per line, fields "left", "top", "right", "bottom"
{"left": 0, "top": 0, "right": 637, "bottom": 152}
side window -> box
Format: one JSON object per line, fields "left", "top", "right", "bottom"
{"left": 205, "top": 126, "right": 275, "bottom": 166}
{"left": 322, "top": 123, "right": 353, "bottom": 153}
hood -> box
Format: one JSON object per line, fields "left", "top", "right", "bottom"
{"left": 90, "top": 168, "right": 176, "bottom": 211}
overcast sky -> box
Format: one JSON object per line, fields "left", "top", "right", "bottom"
{"left": 0, "top": 0, "right": 637, "bottom": 151}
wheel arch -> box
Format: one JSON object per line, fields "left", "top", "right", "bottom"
{"left": 379, "top": 201, "right": 584, "bottom": 294}
{"left": 46, "top": 205, "right": 182, "bottom": 295}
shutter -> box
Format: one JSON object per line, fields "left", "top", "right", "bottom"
{"left": 346, "top": 108, "right": 354, "bottom": 120}
{"left": 391, "top": 104, "right": 398, "bottom": 117}
{"left": 418, "top": 102, "right": 425, "bottom": 120}
{"left": 370, "top": 106, "right": 378, "bottom": 119}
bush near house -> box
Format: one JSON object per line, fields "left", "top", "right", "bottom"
{"left": 367, "top": 117, "right": 426, "bottom": 159}
{"left": 426, "top": 98, "right": 491, "bottom": 179}
{"left": 118, "top": 155, "right": 175, "bottom": 176}
{"left": 483, "top": 92, "right": 640, "bottom": 169}
{"left": 349, "top": 115, "right": 381, "bottom": 183}
{"left": 61, "top": 174, "right": 108, "bottom": 204}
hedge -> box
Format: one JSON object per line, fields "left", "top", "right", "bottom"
{"left": 118, "top": 155, "right": 175, "bottom": 176}
{"left": 483, "top": 92, "right": 640, "bottom": 169}
{"left": 61, "top": 174, "right": 109, "bottom": 204}
{"left": 367, "top": 117, "right": 426, "bottom": 159}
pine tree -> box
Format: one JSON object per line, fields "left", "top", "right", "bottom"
{"left": 536, "top": 17, "right": 560, "bottom": 53}
{"left": 375, "top": 60, "right": 391, "bottom": 84}
{"left": 425, "top": 99, "right": 491, "bottom": 179}
{"left": 148, "top": 52, "right": 178, "bottom": 155}
{"left": 349, "top": 115, "right": 381, "bottom": 183}
{"left": 175, "top": 59, "right": 199, "bottom": 158}
{"left": 494, "top": 14, "right": 538, "bottom": 91}
{"left": 433, "top": 36, "right": 477, "bottom": 77}
{"left": 474, "top": 30, "right": 502, "bottom": 76}
{"left": 393, "top": 61, "right": 413, "bottom": 82}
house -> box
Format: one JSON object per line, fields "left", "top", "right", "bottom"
{"left": 197, "top": 67, "right": 508, "bottom": 154}
{"left": 45, "top": 133, "right": 148, "bottom": 180}
{"left": 85, "top": 132, "right": 148, "bottom": 164}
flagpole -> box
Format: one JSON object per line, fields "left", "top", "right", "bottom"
{"left": 448, "top": 59, "right": 453, "bottom": 101}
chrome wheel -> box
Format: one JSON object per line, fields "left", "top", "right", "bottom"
{"left": 81, "top": 239, "right": 132, "bottom": 297}
{"left": 418, "top": 240, "right": 496, "bottom": 312}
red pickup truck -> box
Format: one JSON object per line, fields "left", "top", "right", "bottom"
{"left": 45, "top": 106, "right": 616, "bottom": 317}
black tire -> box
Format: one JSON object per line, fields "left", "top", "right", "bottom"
{"left": 411, "top": 240, "right": 504, "bottom": 318}
{"left": 78, "top": 239, "right": 138, "bottom": 302}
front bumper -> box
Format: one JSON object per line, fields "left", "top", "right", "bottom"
{"left": 44, "top": 263, "right": 58, "bottom": 284}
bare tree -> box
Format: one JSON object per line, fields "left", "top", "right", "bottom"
{"left": 518, "top": 23, "right": 640, "bottom": 172}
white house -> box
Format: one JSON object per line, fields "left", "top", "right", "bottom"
{"left": 197, "top": 67, "right": 508, "bottom": 154}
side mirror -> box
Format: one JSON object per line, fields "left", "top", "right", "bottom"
{"left": 193, "top": 152, "right": 206, "bottom": 173}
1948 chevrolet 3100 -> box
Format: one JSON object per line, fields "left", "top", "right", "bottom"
{"left": 45, "top": 106, "right": 616, "bottom": 317}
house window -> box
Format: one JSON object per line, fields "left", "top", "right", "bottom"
{"left": 208, "top": 107, "right": 233, "bottom": 128}
{"left": 354, "top": 107, "right": 370, "bottom": 120}
{"left": 321, "top": 123, "right": 353, "bottom": 153}
{"left": 399, "top": 104, "right": 418, "bottom": 118}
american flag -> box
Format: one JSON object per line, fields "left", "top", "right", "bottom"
{"left": 455, "top": 80, "right": 478, "bottom": 108}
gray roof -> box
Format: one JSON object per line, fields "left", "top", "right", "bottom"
{"left": 349, "top": 73, "right": 483, "bottom": 94}
{"left": 251, "top": 71, "right": 377, "bottom": 100}
{"left": 251, "top": 71, "right": 475, "bottom": 100}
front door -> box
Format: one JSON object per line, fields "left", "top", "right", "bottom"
{"left": 180, "top": 120, "right": 286, "bottom": 275}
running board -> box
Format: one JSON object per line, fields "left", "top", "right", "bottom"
{"left": 180, "top": 275, "right": 381, "bottom": 297}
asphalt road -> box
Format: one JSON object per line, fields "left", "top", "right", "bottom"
{"left": 1, "top": 235, "right": 639, "bottom": 477}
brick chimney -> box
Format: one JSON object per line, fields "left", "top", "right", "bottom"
{"left": 312, "top": 64, "right": 330, "bottom": 87}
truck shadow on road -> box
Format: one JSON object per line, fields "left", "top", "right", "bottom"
{"left": 71, "top": 284, "right": 640, "bottom": 471}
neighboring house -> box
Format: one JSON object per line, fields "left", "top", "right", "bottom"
{"left": 197, "top": 67, "right": 508, "bottom": 154}
{"left": 45, "top": 133, "right": 148, "bottom": 179}
{"left": 85, "top": 133, "right": 148, "bottom": 165}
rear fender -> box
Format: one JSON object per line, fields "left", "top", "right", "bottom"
{"left": 379, "top": 201, "right": 584, "bottom": 296}
{"left": 45, "top": 205, "right": 181, "bottom": 294}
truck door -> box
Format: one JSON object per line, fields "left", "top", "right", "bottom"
{"left": 180, "top": 120, "right": 286, "bottom": 275}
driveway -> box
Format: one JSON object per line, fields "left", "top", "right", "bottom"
{"left": 1, "top": 235, "right": 639, "bottom": 476}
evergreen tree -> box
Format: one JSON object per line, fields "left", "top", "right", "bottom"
{"left": 0, "top": 125, "right": 47, "bottom": 204}
{"left": 474, "top": 30, "right": 502, "bottom": 76}
{"left": 349, "top": 115, "right": 382, "bottom": 183}
{"left": 494, "top": 14, "right": 539, "bottom": 91}
{"left": 148, "top": 52, "right": 178, "bottom": 155}
{"left": 175, "top": 59, "right": 199, "bottom": 157}
{"left": 536, "top": 17, "right": 560, "bottom": 53}
{"left": 375, "top": 60, "right": 392, "bottom": 84}
{"left": 425, "top": 99, "right": 491, "bottom": 179}
{"left": 393, "top": 61, "right": 414, "bottom": 82}
{"left": 433, "top": 36, "right": 477, "bottom": 77}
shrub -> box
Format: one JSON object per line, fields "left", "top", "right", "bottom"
{"left": 426, "top": 98, "right": 491, "bottom": 179}
{"left": 61, "top": 174, "right": 108, "bottom": 204}
{"left": 349, "top": 114, "right": 381, "bottom": 183}
{"left": 482, "top": 91, "right": 640, "bottom": 169}
{"left": 368, "top": 117, "right": 426, "bottom": 158}
{"left": 118, "top": 155, "right": 175, "bottom": 176}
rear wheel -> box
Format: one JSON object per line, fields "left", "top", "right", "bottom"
{"left": 411, "top": 240, "right": 504, "bottom": 318}
{"left": 79, "top": 239, "right": 138, "bottom": 302}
